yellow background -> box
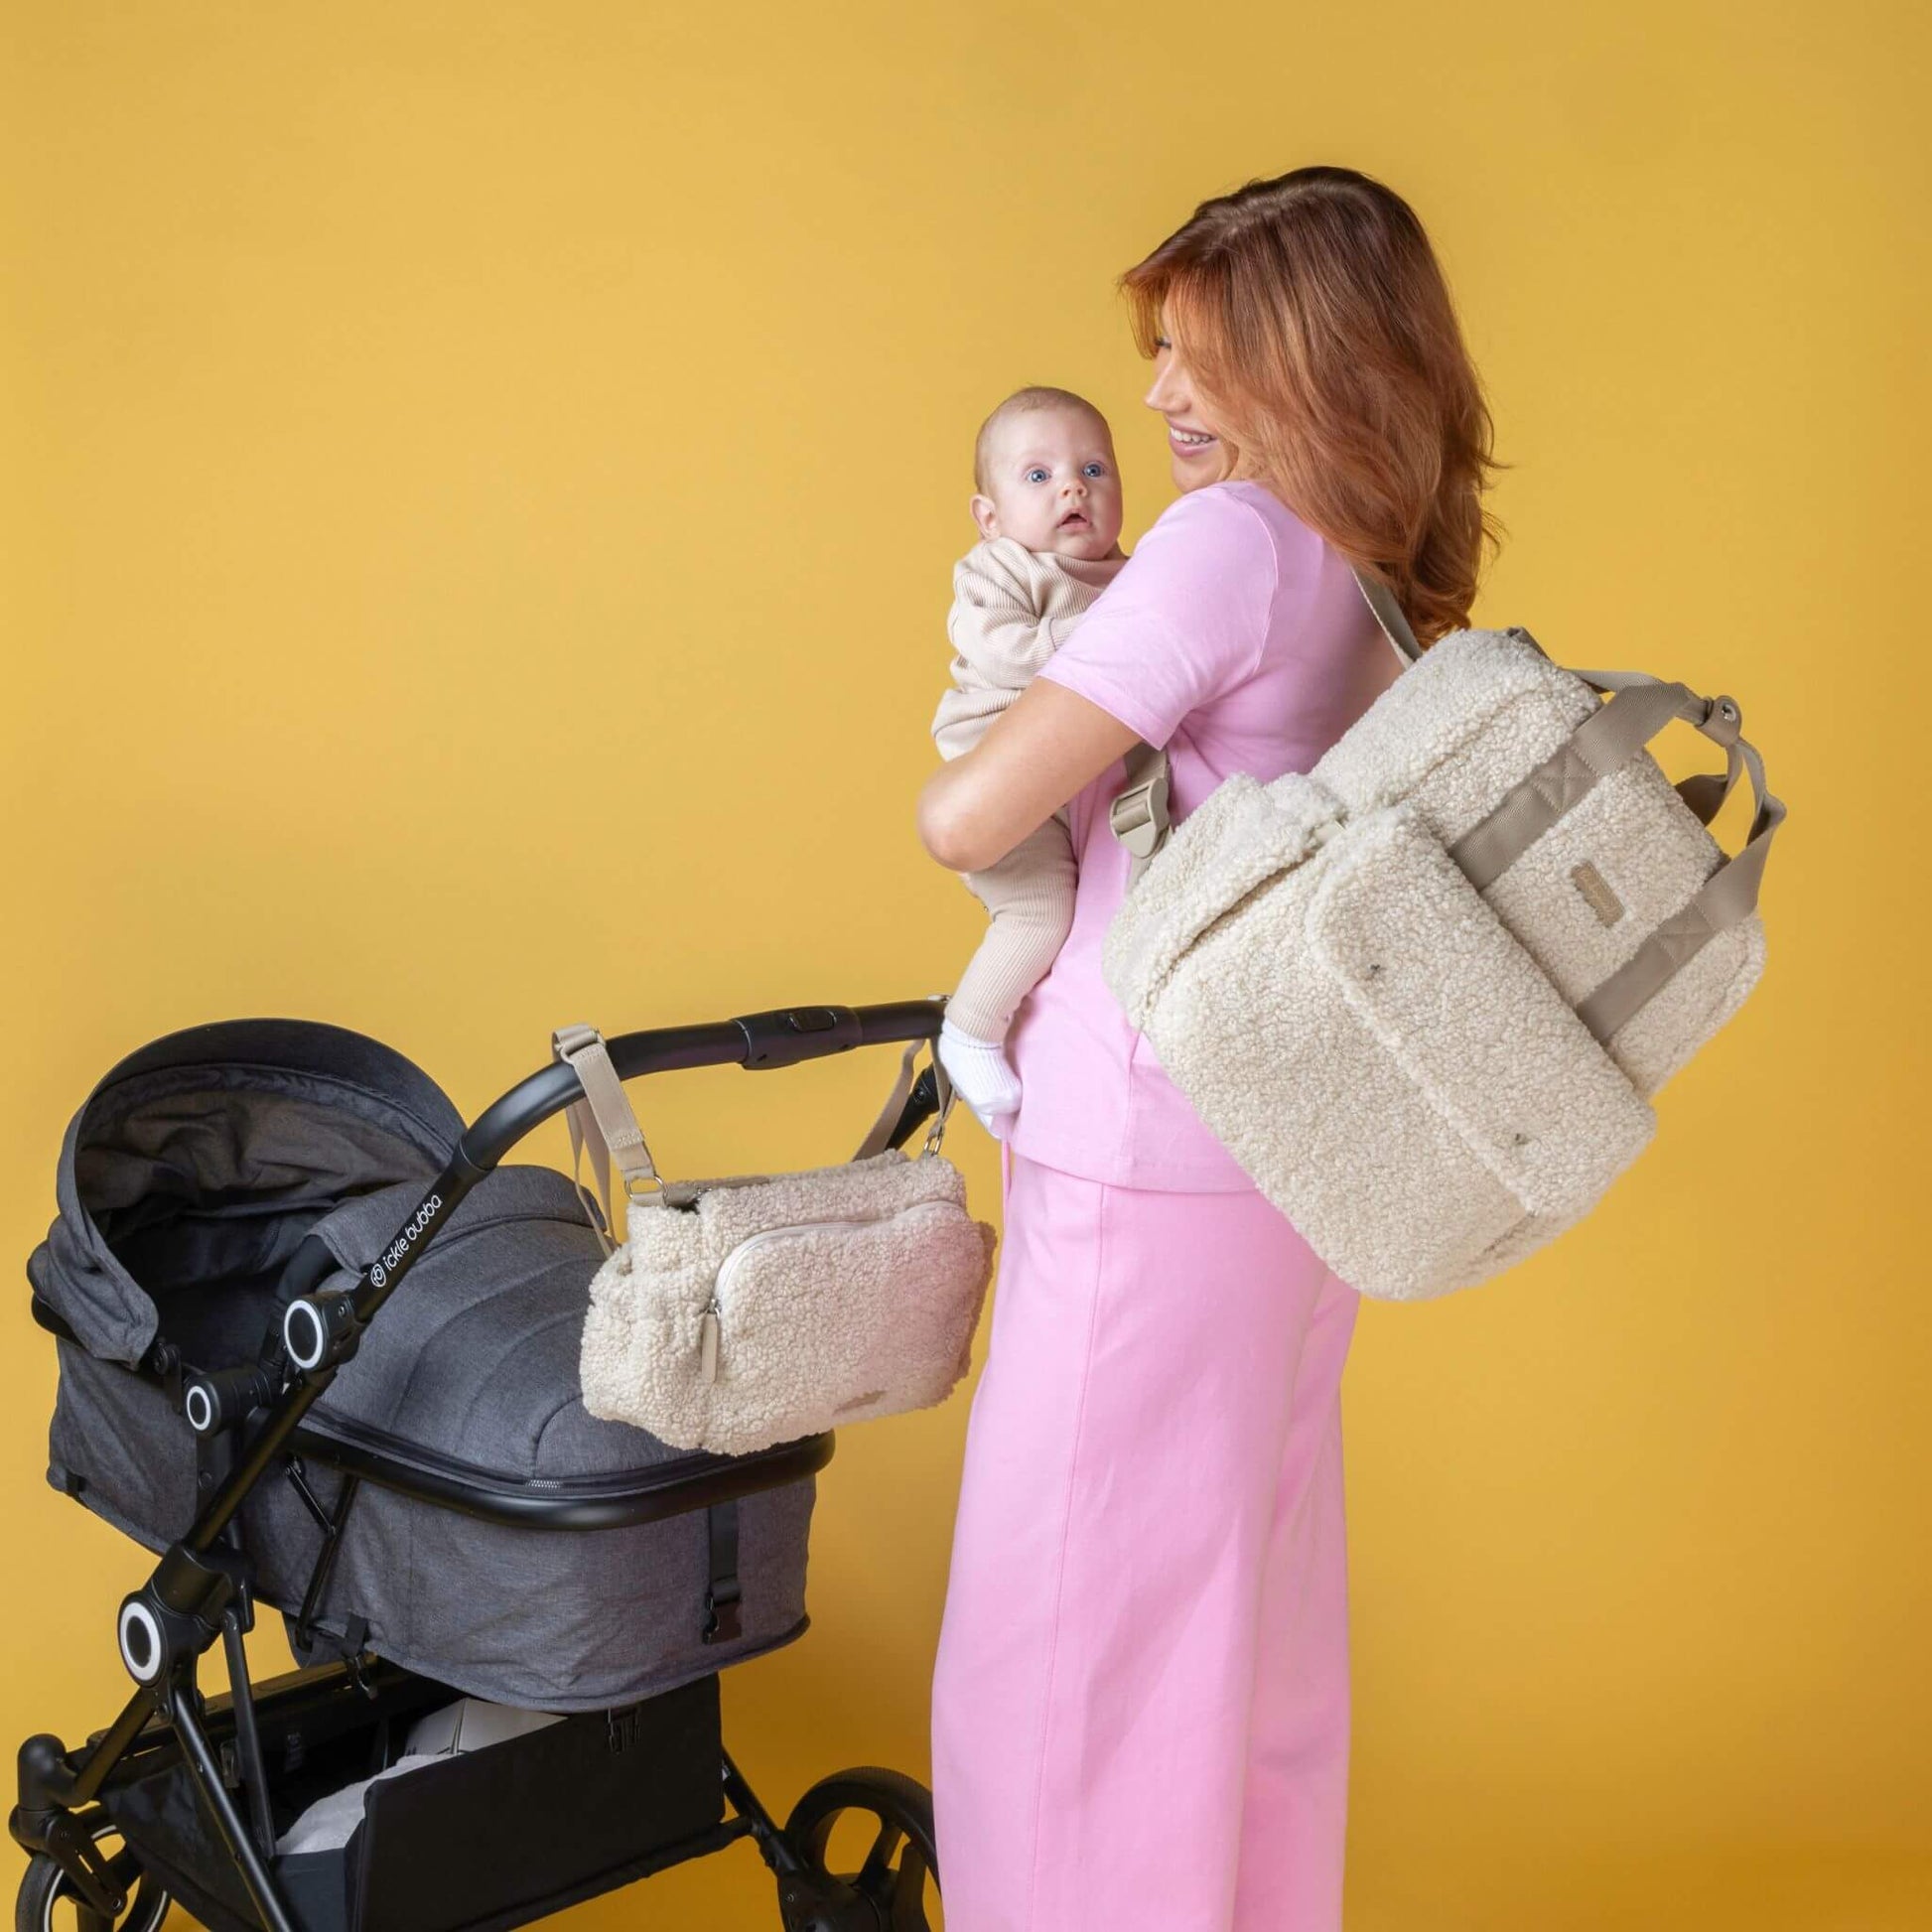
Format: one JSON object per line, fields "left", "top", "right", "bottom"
{"left": 4, "top": 4, "right": 1926, "bottom": 1927}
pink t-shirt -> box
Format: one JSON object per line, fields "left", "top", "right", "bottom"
{"left": 1008, "top": 478, "right": 1403, "bottom": 1189}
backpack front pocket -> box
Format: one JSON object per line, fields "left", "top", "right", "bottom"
{"left": 1307, "top": 802, "right": 1657, "bottom": 1232}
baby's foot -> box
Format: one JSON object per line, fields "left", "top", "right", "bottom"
{"left": 938, "top": 1018, "right": 1023, "bottom": 1140}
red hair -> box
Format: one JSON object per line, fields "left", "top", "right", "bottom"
{"left": 1122, "top": 166, "right": 1506, "bottom": 644}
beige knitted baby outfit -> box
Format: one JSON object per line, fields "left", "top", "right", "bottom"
{"left": 930, "top": 534, "right": 1127, "bottom": 1041}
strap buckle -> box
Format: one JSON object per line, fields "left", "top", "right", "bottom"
{"left": 551, "top": 1022, "right": 664, "bottom": 1244}
{"left": 1109, "top": 773, "right": 1171, "bottom": 860}
{"left": 701, "top": 1582, "right": 743, "bottom": 1644}
{"left": 701, "top": 1500, "right": 743, "bottom": 1644}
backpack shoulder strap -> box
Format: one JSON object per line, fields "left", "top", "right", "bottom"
{"left": 1353, "top": 565, "right": 1425, "bottom": 668}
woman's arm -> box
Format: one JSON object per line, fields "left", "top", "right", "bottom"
{"left": 918, "top": 676, "right": 1140, "bottom": 874}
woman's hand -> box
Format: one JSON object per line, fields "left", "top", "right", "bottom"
{"left": 918, "top": 677, "right": 1142, "bottom": 873}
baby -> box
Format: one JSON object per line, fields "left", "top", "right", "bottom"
{"left": 930, "top": 385, "right": 1128, "bottom": 1136}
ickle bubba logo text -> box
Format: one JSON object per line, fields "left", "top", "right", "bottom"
{"left": 367, "top": 1194, "right": 444, "bottom": 1288}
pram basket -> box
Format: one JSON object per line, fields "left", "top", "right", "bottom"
{"left": 14, "top": 1001, "right": 952, "bottom": 1932}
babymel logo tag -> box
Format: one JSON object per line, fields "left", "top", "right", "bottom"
{"left": 1571, "top": 860, "right": 1625, "bottom": 927}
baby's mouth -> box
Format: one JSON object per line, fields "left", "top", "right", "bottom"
{"left": 1057, "top": 510, "right": 1091, "bottom": 530}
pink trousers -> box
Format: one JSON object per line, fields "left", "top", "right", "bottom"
{"left": 929, "top": 1147, "right": 1360, "bottom": 1932}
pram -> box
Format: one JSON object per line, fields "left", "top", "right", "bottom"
{"left": 13, "top": 1001, "right": 952, "bottom": 1932}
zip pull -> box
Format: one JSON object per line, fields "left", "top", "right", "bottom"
{"left": 699, "top": 1305, "right": 720, "bottom": 1385}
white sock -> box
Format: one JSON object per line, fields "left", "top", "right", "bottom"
{"left": 938, "top": 1018, "right": 1022, "bottom": 1139}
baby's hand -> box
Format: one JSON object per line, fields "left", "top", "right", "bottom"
{"left": 938, "top": 1017, "right": 1023, "bottom": 1141}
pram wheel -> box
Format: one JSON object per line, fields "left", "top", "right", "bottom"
{"left": 775, "top": 1767, "right": 940, "bottom": 1931}
{"left": 15, "top": 1813, "right": 170, "bottom": 1932}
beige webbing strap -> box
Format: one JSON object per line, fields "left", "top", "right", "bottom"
{"left": 1569, "top": 668, "right": 1743, "bottom": 828}
{"left": 1350, "top": 563, "right": 1424, "bottom": 668}
{"left": 1450, "top": 676, "right": 1712, "bottom": 891}
{"left": 851, "top": 1040, "right": 922, "bottom": 1162}
{"left": 850, "top": 1037, "right": 958, "bottom": 1161}
{"left": 924, "top": 1052, "right": 958, "bottom": 1154}
{"left": 1574, "top": 725, "right": 1785, "bottom": 1043}
{"left": 552, "top": 1024, "right": 663, "bottom": 1255}
{"left": 1451, "top": 671, "right": 1776, "bottom": 896}
{"left": 1449, "top": 668, "right": 1785, "bottom": 1039}
{"left": 1110, "top": 565, "right": 1419, "bottom": 890}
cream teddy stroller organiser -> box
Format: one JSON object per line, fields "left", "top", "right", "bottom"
{"left": 1104, "top": 571, "right": 1786, "bottom": 1302}
{"left": 553, "top": 1024, "right": 997, "bottom": 1457}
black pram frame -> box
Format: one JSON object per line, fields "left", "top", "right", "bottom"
{"left": 12, "top": 999, "right": 949, "bottom": 1932}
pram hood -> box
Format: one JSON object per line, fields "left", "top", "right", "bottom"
{"left": 29, "top": 1019, "right": 465, "bottom": 1366}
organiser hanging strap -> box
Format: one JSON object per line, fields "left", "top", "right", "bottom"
{"left": 926, "top": 1049, "right": 958, "bottom": 1153}
{"left": 553, "top": 1023, "right": 958, "bottom": 1253}
{"left": 850, "top": 1035, "right": 957, "bottom": 1161}
{"left": 553, "top": 1024, "right": 664, "bottom": 1256}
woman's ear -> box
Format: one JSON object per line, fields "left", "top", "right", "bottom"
{"left": 970, "top": 493, "right": 1000, "bottom": 539}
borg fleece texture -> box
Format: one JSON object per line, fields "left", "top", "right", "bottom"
{"left": 1103, "top": 625, "right": 1767, "bottom": 1303}
{"left": 579, "top": 1149, "right": 997, "bottom": 1456}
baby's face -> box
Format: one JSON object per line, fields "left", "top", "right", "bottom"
{"left": 972, "top": 407, "right": 1125, "bottom": 563}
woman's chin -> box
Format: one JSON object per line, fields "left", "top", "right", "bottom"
{"left": 1170, "top": 449, "right": 1222, "bottom": 491}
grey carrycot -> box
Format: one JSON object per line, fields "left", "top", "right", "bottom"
{"left": 15, "top": 1005, "right": 951, "bottom": 1932}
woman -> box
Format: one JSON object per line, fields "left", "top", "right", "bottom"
{"left": 917, "top": 165, "right": 1502, "bottom": 1931}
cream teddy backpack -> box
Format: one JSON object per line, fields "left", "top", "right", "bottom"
{"left": 1103, "top": 572, "right": 1786, "bottom": 1303}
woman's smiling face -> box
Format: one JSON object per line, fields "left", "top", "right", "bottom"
{"left": 1143, "top": 309, "right": 1226, "bottom": 491}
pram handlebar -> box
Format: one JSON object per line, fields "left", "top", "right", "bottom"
{"left": 460, "top": 998, "right": 947, "bottom": 1172}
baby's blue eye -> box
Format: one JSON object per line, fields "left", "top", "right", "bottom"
{"left": 1024, "top": 467, "right": 1049, "bottom": 483}
{"left": 1082, "top": 462, "right": 1108, "bottom": 479}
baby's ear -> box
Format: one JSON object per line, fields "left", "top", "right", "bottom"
{"left": 969, "top": 493, "right": 999, "bottom": 540}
